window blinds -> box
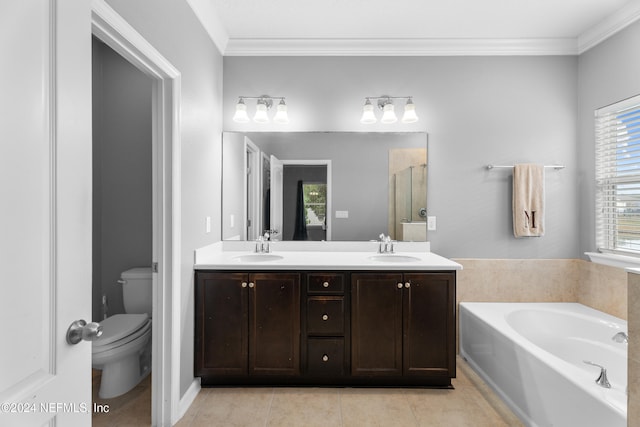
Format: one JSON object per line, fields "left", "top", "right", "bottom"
{"left": 595, "top": 95, "right": 640, "bottom": 254}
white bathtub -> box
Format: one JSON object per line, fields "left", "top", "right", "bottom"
{"left": 459, "top": 303, "right": 627, "bottom": 427}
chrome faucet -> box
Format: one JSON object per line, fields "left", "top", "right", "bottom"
{"left": 612, "top": 332, "right": 629, "bottom": 343}
{"left": 255, "top": 232, "right": 271, "bottom": 253}
{"left": 378, "top": 234, "right": 395, "bottom": 254}
{"left": 583, "top": 361, "right": 611, "bottom": 388}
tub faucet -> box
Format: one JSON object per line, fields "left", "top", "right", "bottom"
{"left": 612, "top": 332, "right": 629, "bottom": 343}
{"left": 583, "top": 361, "right": 611, "bottom": 388}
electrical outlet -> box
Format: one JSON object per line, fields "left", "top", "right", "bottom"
{"left": 427, "top": 216, "right": 436, "bottom": 231}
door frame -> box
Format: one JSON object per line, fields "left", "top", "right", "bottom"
{"left": 282, "top": 160, "right": 332, "bottom": 240}
{"left": 91, "top": 1, "right": 181, "bottom": 425}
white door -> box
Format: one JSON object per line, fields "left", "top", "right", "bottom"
{"left": 270, "top": 155, "right": 284, "bottom": 240}
{"left": 0, "top": 1, "right": 92, "bottom": 426}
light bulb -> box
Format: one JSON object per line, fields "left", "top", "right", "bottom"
{"left": 253, "top": 101, "right": 270, "bottom": 123}
{"left": 360, "top": 99, "right": 377, "bottom": 124}
{"left": 401, "top": 98, "right": 419, "bottom": 123}
{"left": 380, "top": 102, "right": 397, "bottom": 124}
{"left": 273, "top": 99, "right": 289, "bottom": 124}
{"left": 232, "top": 99, "right": 250, "bottom": 123}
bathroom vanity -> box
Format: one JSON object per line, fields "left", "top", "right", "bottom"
{"left": 193, "top": 241, "right": 461, "bottom": 387}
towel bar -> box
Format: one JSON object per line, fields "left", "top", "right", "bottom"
{"left": 486, "top": 164, "right": 565, "bottom": 170}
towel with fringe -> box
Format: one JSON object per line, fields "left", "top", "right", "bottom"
{"left": 513, "top": 164, "right": 545, "bottom": 237}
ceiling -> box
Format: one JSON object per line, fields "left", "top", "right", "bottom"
{"left": 189, "top": 0, "right": 640, "bottom": 55}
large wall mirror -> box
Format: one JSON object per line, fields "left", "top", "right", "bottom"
{"left": 222, "top": 132, "right": 428, "bottom": 242}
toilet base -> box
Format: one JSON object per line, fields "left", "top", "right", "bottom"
{"left": 96, "top": 340, "right": 151, "bottom": 399}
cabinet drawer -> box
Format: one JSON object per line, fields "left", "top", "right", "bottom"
{"left": 307, "top": 273, "right": 344, "bottom": 294}
{"left": 307, "top": 338, "right": 345, "bottom": 375}
{"left": 307, "top": 297, "right": 344, "bottom": 335}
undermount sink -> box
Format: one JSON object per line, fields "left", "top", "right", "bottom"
{"left": 368, "top": 255, "right": 421, "bottom": 263}
{"left": 233, "top": 254, "right": 284, "bottom": 263}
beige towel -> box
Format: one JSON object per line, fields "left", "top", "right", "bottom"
{"left": 513, "top": 164, "right": 545, "bottom": 237}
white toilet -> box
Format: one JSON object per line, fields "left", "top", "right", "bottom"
{"left": 92, "top": 267, "right": 152, "bottom": 399}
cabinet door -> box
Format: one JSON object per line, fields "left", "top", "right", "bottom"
{"left": 249, "top": 273, "right": 301, "bottom": 376}
{"left": 195, "top": 272, "right": 248, "bottom": 376}
{"left": 351, "top": 273, "right": 403, "bottom": 376}
{"left": 403, "top": 273, "right": 455, "bottom": 377}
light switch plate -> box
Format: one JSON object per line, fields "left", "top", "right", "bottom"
{"left": 206, "top": 216, "right": 211, "bottom": 233}
{"left": 427, "top": 216, "right": 436, "bottom": 231}
{"left": 335, "top": 210, "right": 349, "bottom": 219}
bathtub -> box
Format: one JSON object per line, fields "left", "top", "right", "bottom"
{"left": 459, "top": 303, "right": 627, "bottom": 427}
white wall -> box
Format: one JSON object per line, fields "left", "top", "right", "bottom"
{"left": 577, "top": 20, "right": 640, "bottom": 257}
{"left": 105, "top": 0, "right": 223, "bottom": 397}
{"left": 92, "top": 38, "right": 153, "bottom": 321}
{"left": 224, "top": 56, "right": 579, "bottom": 258}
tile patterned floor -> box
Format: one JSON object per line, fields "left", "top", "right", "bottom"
{"left": 93, "top": 357, "right": 523, "bottom": 426}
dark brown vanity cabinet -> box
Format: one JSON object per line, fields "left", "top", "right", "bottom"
{"left": 302, "top": 273, "right": 349, "bottom": 377}
{"left": 351, "top": 272, "right": 455, "bottom": 383}
{"left": 195, "top": 272, "right": 300, "bottom": 383}
{"left": 195, "top": 269, "right": 456, "bottom": 387}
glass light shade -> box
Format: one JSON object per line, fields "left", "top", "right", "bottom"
{"left": 273, "top": 100, "right": 289, "bottom": 124}
{"left": 232, "top": 100, "right": 250, "bottom": 123}
{"left": 360, "top": 100, "right": 377, "bottom": 124}
{"left": 380, "top": 103, "right": 397, "bottom": 124}
{"left": 253, "top": 102, "right": 270, "bottom": 123}
{"left": 401, "top": 99, "right": 419, "bottom": 123}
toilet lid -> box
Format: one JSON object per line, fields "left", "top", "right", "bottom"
{"left": 93, "top": 314, "right": 149, "bottom": 347}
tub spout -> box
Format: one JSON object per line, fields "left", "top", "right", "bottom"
{"left": 583, "top": 361, "right": 611, "bottom": 388}
{"left": 612, "top": 332, "right": 628, "bottom": 343}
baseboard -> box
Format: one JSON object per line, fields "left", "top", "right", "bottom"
{"left": 176, "top": 378, "right": 201, "bottom": 424}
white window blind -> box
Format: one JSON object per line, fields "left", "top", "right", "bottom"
{"left": 596, "top": 94, "right": 640, "bottom": 254}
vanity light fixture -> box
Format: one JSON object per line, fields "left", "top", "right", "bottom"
{"left": 233, "top": 95, "right": 289, "bottom": 124}
{"left": 360, "top": 96, "right": 419, "bottom": 124}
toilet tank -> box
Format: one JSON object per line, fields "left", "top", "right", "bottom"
{"left": 121, "top": 267, "right": 152, "bottom": 315}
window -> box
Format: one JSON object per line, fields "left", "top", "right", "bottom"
{"left": 595, "top": 94, "right": 640, "bottom": 254}
{"left": 302, "top": 183, "right": 326, "bottom": 227}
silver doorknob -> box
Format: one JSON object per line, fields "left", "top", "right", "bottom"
{"left": 66, "top": 319, "right": 103, "bottom": 345}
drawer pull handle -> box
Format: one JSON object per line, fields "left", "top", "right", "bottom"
{"left": 248, "top": 282, "right": 255, "bottom": 288}
{"left": 322, "top": 314, "right": 329, "bottom": 321}
{"left": 322, "top": 281, "right": 330, "bottom": 288}
{"left": 241, "top": 282, "right": 248, "bottom": 288}
{"left": 397, "top": 283, "right": 403, "bottom": 289}
{"left": 322, "top": 354, "right": 329, "bottom": 362}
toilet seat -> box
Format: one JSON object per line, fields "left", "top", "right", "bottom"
{"left": 93, "top": 314, "right": 150, "bottom": 352}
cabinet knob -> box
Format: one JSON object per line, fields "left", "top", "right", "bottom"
{"left": 322, "top": 314, "right": 329, "bottom": 321}
{"left": 322, "top": 281, "right": 330, "bottom": 288}
{"left": 397, "top": 283, "right": 403, "bottom": 289}
{"left": 322, "top": 354, "right": 329, "bottom": 362}
{"left": 241, "top": 282, "right": 247, "bottom": 288}
{"left": 248, "top": 282, "right": 255, "bottom": 288}
{"left": 405, "top": 282, "right": 411, "bottom": 288}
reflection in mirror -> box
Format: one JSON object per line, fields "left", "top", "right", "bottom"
{"left": 222, "top": 132, "right": 428, "bottom": 241}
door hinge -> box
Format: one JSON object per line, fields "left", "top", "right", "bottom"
{"left": 152, "top": 262, "right": 158, "bottom": 273}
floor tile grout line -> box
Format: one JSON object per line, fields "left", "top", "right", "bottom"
{"left": 263, "top": 387, "right": 275, "bottom": 427}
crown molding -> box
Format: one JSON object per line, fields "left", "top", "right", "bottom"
{"left": 190, "top": 1, "right": 640, "bottom": 57}
{"left": 186, "top": 0, "right": 229, "bottom": 54}
{"left": 223, "top": 38, "right": 578, "bottom": 56}
{"left": 578, "top": 1, "right": 640, "bottom": 53}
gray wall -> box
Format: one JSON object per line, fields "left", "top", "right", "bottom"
{"left": 577, "top": 21, "right": 640, "bottom": 258}
{"left": 224, "top": 56, "right": 579, "bottom": 258}
{"left": 92, "top": 39, "right": 153, "bottom": 321}
{"left": 106, "top": 0, "right": 223, "bottom": 398}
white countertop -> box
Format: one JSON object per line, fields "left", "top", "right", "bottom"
{"left": 194, "top": 241, "right": 462, "bottom": 271}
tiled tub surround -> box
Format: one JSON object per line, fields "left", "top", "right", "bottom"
{"left": 455, "top": 258, "right": 628, "bottom": 320}
{"left": 627, "top": 271, "right": 640, "bottom": 427}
